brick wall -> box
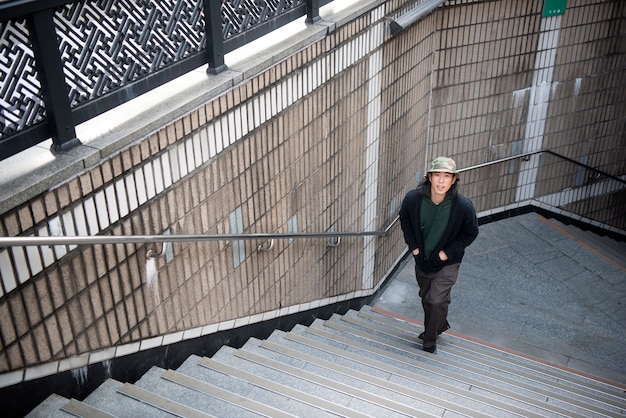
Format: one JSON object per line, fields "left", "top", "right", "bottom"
{"left": 0, "top": 0, "right": 624, "bottom": 389}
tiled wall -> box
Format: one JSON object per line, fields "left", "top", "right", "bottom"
{"left": 0, "top": 0, "right": 624, "bottom": 388}
{"left": 428, "top": 0, "right": 625, "bottom": 226}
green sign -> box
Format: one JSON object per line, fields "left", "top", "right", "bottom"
{"left": 543, "top": 0, "right": 567, "bottom": 16}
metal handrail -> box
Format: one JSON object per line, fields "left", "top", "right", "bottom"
{"left": 458, "top": 150, "right": 626, "bottom": 184}
{"left": 0, "top": 216, "right": 401, "bottom": 257}
{"left": 0, "top": 149, "right": 623, "bottom": 254}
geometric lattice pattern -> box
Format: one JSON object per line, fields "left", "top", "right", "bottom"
{"left": 55, "top": 0, "right": 207, "bottom": 106}
{"left": 0, "top": 19, "right": 46, "bottom": 137}
{"left": 222, "top": 0, "right": 306, "bottom": 39}
{"left": 0, "top": 0, "right": 308, "bottom": 143}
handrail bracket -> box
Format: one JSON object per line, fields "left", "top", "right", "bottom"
{"left": 257, "top": 239, "right": 275, "bottom": 252}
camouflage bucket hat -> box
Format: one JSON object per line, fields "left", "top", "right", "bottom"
{"left": 427, "top": 156, "right": 459, "bottom": 179}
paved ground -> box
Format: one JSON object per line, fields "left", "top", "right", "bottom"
{"left": 372, "top": 212, "right": 626, "bottom": 386}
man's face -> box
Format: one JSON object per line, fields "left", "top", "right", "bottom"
{"left": 429, "top": 171, "right": 456, "bottom": 201}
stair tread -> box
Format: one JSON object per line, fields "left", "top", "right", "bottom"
{"left": 254, "top": 331, "right": 527, "bottom": 417}
{"left": 241, "top": 334, "right": 486, "bottom": 417}
{"left": 330, "top": 312, "right": 626, "bottom": 415}
{"left": 303, "top": 315, "right": 614, "bottom": 417}
{"left": 279, "top": 328, "right": 557, "bottom": 417}
{"left": 198, "top": 352, "right": 411, "bottom": 417}
{"left": 132, "top": 365, "right": 265, "bottom": 418}
{"left": 206, "top": 343, "right": 357, "bottom": 417}
{"left": 355, "top": 308, "right": 626, "bottom": 406}
{"left": 292, "top": 321, "right": 563, "bottom": 417}
{"left": 25, "top": 394, "right": 74, "bottom": 417}
{"left": 81, "top": 379, "right": 174, "bottom": 418}
{"left": 162, "top": 369, "right": 297, "bottom": 418}
{"left": 61, "top": 398, "right": 117, "bottom": 418}
{"left": 118, "top": 382, "right": 213, "bottom": 418}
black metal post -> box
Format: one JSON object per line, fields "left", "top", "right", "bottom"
{"left": 28, "top": 9, "right": 81, "bottom": 154}
{"left": 204, "top": 0, "right": 227, "bottom": 74}
{"left": 306, "top": 0, "right": 321, "bottom": 24}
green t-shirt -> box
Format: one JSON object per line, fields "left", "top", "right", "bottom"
{"left": 420, "top": 197, "right": 452, "bottom": 259}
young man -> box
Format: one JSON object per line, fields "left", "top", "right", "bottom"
{"left": 399, "top": 157, "right": 479, "bottom": 353}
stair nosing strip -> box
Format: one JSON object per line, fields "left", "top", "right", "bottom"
{"left": 118, "top": 382, "right": 212, "bottom": 418}
{"left": 257, "top": 337, "right": 511, "bottom": 418}
{"left": 279, "top": 330, "right": 544, "bottom": 418}
{"left": 61, "top": 398, "right": 117, "bottom": 418}
{"left": 197, "top": 356, "right": 373, "bottom": 418}
{"left": 327, "top": 317, "right": 620, "bottom": 417}
{"left": 161, "top": 369, "right": 295, "bottom": 418}
{"left": 356, "top": 309, "right": 626, "bottom": 406}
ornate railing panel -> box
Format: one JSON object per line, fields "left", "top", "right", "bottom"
{"left": 0, "top": 0, "right": 331, "bottom": 161}
{"left": 223, "top": 0, "right": 306, "bottom": 39}
{"left": 0, "top": 18, "right": 46, "bottom": 137}
{"left": 56, "top": 0, "right": 207, "bottom": 107}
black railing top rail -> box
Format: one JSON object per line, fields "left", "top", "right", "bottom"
{"left": 0, "top": 0, "right": 332, "bottom": 161}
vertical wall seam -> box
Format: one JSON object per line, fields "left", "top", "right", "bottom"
{"left": 361, "top": 5, "right": 386, "bottom": 290}
{"left": 515, "top": 15, "right": 563, "bottom": 202}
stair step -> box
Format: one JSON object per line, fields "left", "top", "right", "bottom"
{"left": 238, "top": 335, "right": 467, "bottom": 417}
{"left": 281, "top": 326, "right": 553, "bottom": 417}
{"left": 354, "top": 309, "right": 626, "bottom": 409}
{"left": 303, "top": 316, "right": 603, "bottom": 417}
{"left": 80, "top": 379, "right": 174, "bottom": 417}
{"left": 118, "top": 382, "right": 212, "bottom": 418}
{"left": 131, "top": 365, "right": 267, "bottom": 418}
{"left": 197, "top": 353, "right": 383, "bottom": 417}
{"left": 161, "top": 369, "right": 296, "bottom": 418}
{"left": 254, "top": 332, "right": 518, "bottom": 417}
{"left": 61, "top": 398, "right": 116, "bottom": 418}
{"left": 580, "top": 231, "right": 626, "bottom": 267}
{"left": 26, "top": 394, "right": 74, "bottom": 417}
{"left": 200, "top": 343, "right": 357, "bottom": 418}
{"left": 329, "top": 313, "right": 625, "bottom": 416}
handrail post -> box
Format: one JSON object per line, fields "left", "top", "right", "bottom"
{"left": 204, "top": 0, "right": 227, "bottom": 74}
{"left": 306, "top": 0, "right": 321, "bottom": 24}
{"left": 28, "top": 9, "right": 81, "bottom": 154}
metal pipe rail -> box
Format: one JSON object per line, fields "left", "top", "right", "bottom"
{"left": 0, "top": 216, "right": 400, "bottom": 258}
{"left": 0, "top": 149, "right": 623, "bottom": 255}
{"left": 458, "top": 150, "right": 626, "bottom": 184}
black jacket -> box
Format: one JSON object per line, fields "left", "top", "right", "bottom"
{"left": 399, "top": 188, "right": 478, "bottom": 273}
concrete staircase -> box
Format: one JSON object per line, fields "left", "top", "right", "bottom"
{"left": 28, "top": 305, "right": 626, "bottom": 417}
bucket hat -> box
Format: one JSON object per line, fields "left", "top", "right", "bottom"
{"left": 427, "top": 156, "right": 459, "bottom": 179}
